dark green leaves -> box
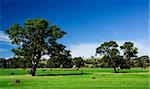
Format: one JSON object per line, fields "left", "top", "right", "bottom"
{"left": 120, "top": 42, "right": 138, "bottom": 59}
{"left": 6, "top": 18, "right": 68, "bottom": 69}
{"left": 96, "top": 41, "right": 139, "bottom": 72}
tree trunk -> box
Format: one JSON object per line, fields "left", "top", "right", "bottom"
{"left": 60, "top": 64, "right": 63, "bottom": 69}
{"left": 113, "top": 67, "right": 117, "bottom": 73}
{"left": 31, "top": 53, "right": 41, "bottom": 76}
{"left": 31, "top": 65, "right": 37, "bottom": 76}
{"left": 31, "top": 69, "right": 35, "bottom": 76}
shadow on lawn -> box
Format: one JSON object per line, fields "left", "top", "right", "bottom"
{"left": 37, "top": 73, "right": 91, "bottom": 76}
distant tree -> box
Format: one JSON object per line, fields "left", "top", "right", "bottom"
{"left": 84, "top": 58, "right": 96, "bottom": 64}
{"left": 73, "top": 57, "right": 84, "bottom": 69}
{"left": 5, "top": 58, "right": 14, "bottom": 68}
{"left": 83, "top": 58, "right": 100, "bottom": 68}
{"left": 47, "top": 46, "right": 73, "bottom": 68}
{"left": 0, "top": 58, "right": 7, "bottom": 68}
{"left": 134, "top": 55, "right": 149, "bottom": 68}
{"left": 11, "top": 58, "right": 19, "bottom": 68}
{"left": 38, "top": 62, "right": 46, "bottom": 68}
{"left": 120, "top": 42, "right": 138, "bottom": 69}
{"left": 91, "top": 56, "right": 94, "bottom": 59}
{"left": 6, "top": 18, "right": 67, "bottom": 76}
{"left": 96, "top": 41, "right": 121, "bottom": 72}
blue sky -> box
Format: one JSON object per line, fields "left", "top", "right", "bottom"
{"left": 0, "top": 0, "right": 149, "bottom": 58}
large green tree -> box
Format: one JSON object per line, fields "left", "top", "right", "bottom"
{"left": 6, "top": 18, "right": 67, "bottom": 76}
{"left": 73, "top": 57, "right": 84, "bottom": 69}
{"left": 120, "top": 42, "right": 138, "bottom": 69}
{"left": 96, "top": 41, "right": 121, "bottom": 72}
{"left": 47, "top": 44, "right": 73, "bottom": 68}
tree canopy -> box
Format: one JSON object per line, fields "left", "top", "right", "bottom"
{"left": 96, "top": 41, "right": 139, "bottom": 72}
{"left": 120, "top": 42, "right": 138, "bottom": 69}
{"left": 96, "top": 41, "right": 120, "bottom": 72}
{"left": 6, "top": 18, "right": 68, "bottom": 76}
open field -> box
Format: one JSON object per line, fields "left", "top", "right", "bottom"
{"left": 0, "top": 68, "right": 150, "bottom": 89}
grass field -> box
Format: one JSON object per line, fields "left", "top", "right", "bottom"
{"left": 0, "top": 68, "right": 149, "bottom": 89}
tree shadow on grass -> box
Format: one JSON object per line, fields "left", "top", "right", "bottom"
{"left": 37, "top": 73, "right": 91, "bottom": 76}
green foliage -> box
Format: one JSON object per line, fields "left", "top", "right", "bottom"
{"left": 84, "top": 58, "right": 100, "bottom": 68}
{"left": 73, "top": 57, "right": 84, "bottom": 68}
{"left": 120, "top": 42, "right": 138, "bottom": 69}
{"left": 96, "top": 41, "right": 118, "bottom": 55}
{"left": 0, "top": 58, "right": 7, "bottom": 68}
{"left": 120, "top": 42, "right": 138, "bottom": 59}
{"left": 133, "top": 55, "right": 150, "bottom": 68}
{"left": 96, "top": 41, "right": 120, "bottom": 72}
{"left": 47, "top": 46, "right": 73, "bottom": 68}
{"left": 6, "top": 18, "right": 68, "bottom": 76}
{"left": 0, "top": 58, "right": 32, "bottom": 68}
{"left": 96, "top": 41, "right": 140, "bottom": 72}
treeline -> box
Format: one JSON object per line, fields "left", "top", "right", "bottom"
{"left": 0, "top": 57, "right": 77, "bottom": 68}
{"left": 3, "top": 18, "right": 150, "bottom": 75}
{"left": 0, "top": 55, "right": 149, "bottom": 69}
{"left": 84, "top": 55, "right": 150, "bottom": 68}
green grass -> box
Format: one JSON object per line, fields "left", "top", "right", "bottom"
{"left": 0, "top": 68, "right": 149, "bottom": 89}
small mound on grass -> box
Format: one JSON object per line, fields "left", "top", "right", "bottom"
{"left": 92, "top": 77, "right": 96, "bottom": 80}
{"left": 15, "top": 79, "right": 21, "bottom": 84}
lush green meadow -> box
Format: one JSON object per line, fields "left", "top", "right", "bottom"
{"left": 0, "top": 68, "right": 149, "bottom": 89}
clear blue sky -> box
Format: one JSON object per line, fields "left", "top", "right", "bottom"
{"left": 0, "top": 0, "right": 149, "bottom": 58}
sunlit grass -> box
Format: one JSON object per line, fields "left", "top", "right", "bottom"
{"left": 0, "top": 68, "right": 149, "bottom": 89}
